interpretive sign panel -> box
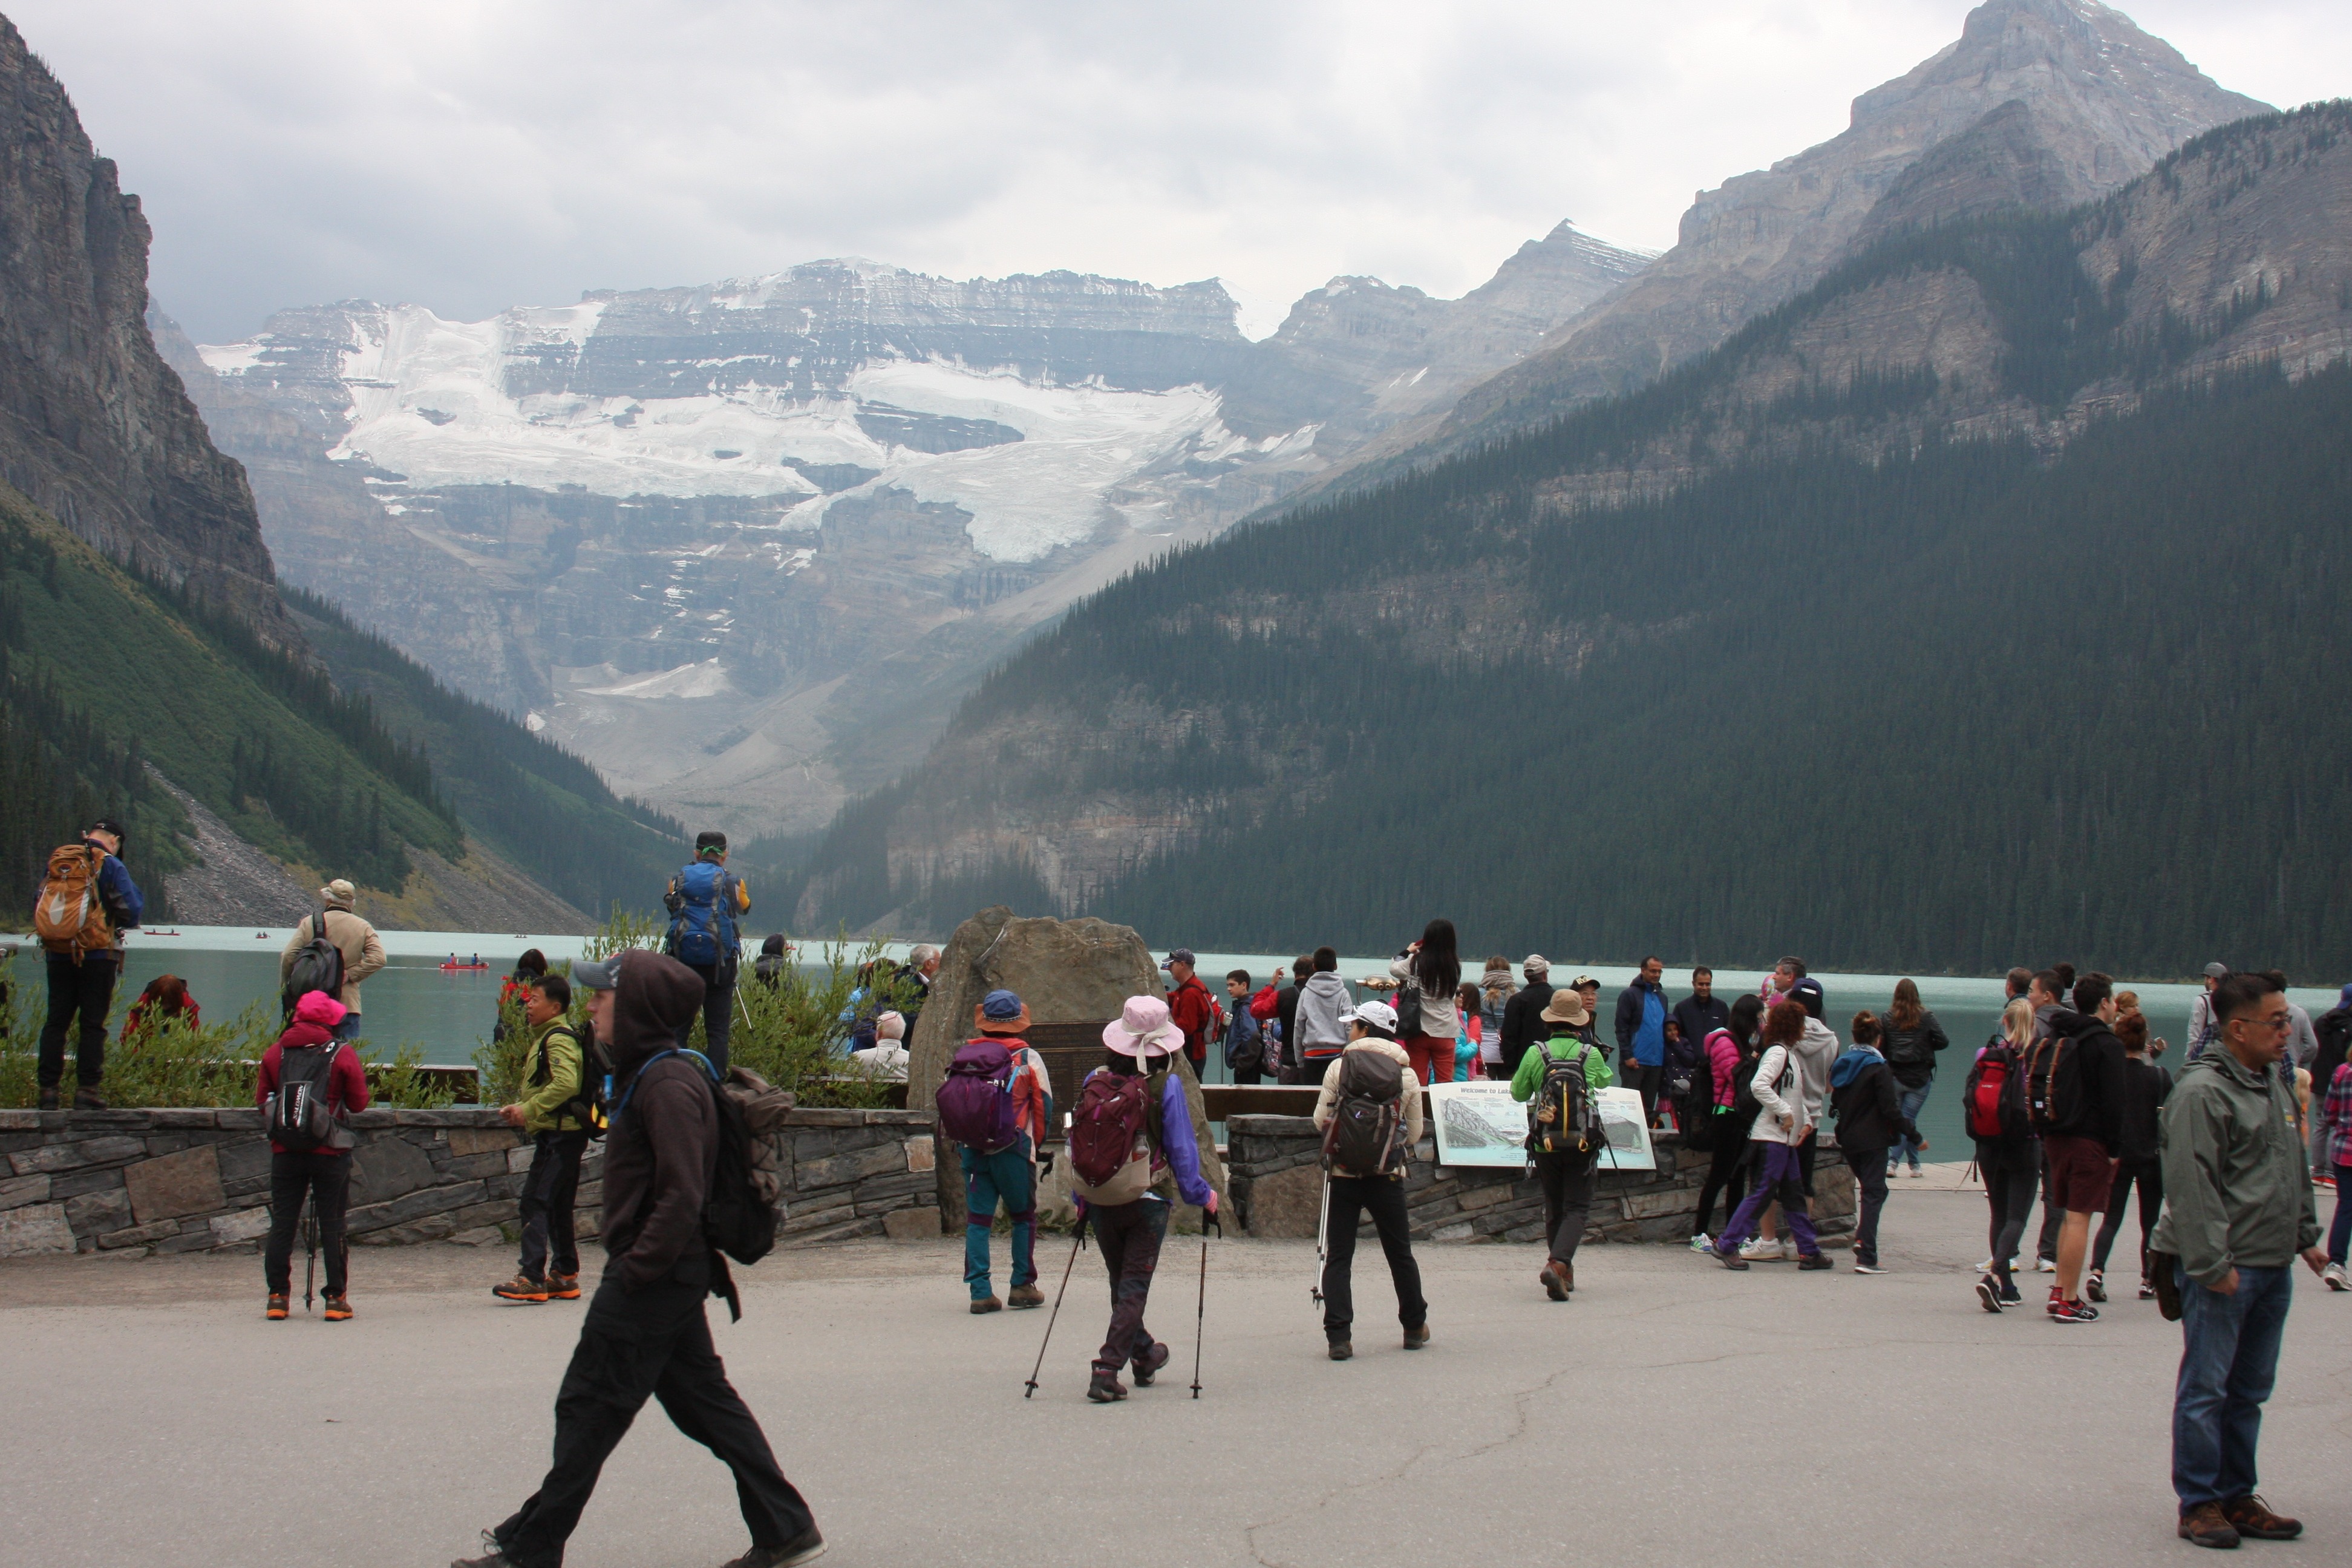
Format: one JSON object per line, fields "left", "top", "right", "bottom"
{"left": 1428, "top": 1080, "right": 1527, "bottom": 1168}
{"left": 1595, "top": 1086, "right": 1657, "bottom": 1172}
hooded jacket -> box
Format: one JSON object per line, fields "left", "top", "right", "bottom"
{"left": 1295, "top": 971, "right": 1355, "bottom": 1056}
{"left": 255, "top": 991, "right": 371, "bottom": 1155}
{"left": 1829, "top": 1046, "right": 1916, "bottom": 1154}
{"left": 2151, "top": 1047, "right": 2321, "bottom": 1287}
{"left": 599, "top": 950, "right": 718, "bottom": 1291}
{"left": 2035, "top": 1008, "right": 2128, "bottom": 1154}
{"left": 1751, "top": 1018, "right": 1840, "bottom": 1145}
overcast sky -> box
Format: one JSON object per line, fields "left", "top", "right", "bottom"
{"left": 11, "top": 0, "right": 2345, "bottom": 343}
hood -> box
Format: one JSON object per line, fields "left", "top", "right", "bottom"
{"left": 1347, "top": 1036, "right": 1412, "bottom": 1068}
{"left": 1304, "top": 972, "right": 1351, "bottom": 999}
{"left": 292, "top": 990, "right": 348, "bottom": 1028}
{"left": 759, "top": 933, "right": 787, "bottom": 957}
{"left": 2051, "top": 1007, "right": 2097, "bottom": 1039}
{"left": 1830, "top": 1046, "right": 1883, "bottom": 1089}
{"left": 1797, "top": 1017, "right": 1841, "bottom": 1058}
{"left": 611, "top": 948, "right": 708, "bottom": 1072}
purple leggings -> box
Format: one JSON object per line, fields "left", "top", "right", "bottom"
{"left": 1713, "top": 1142, "right": 1820, "bottom": 1258}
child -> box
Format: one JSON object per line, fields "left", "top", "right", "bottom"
{"left": 1828, "top": 1010, "right": 1916, "bottom": 1274}
{"left": 1454, "top": 982, "right": 1483, "bottom": 1081}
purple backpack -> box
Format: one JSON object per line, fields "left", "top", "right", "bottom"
{"left": 938, "top": 1037, "right": 1021, "bottom": 1152}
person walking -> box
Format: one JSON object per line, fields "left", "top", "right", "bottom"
{"left": 1161, "top": 949, "right": 1220, "bottom": 1072}
{"left": 661, "top": 831, "right": 750, "bottom": 1074}
{"left": 2031, "top": 974, "right": 2129, "bottom": 1324}
{"left": 2319, "top": 1048, "right": 2352, "bottom": 1290}
{"left": 457, "top": 950, "right": 825, "bottom": 1568}
{"left": 33, "top": 817, "right": 143, "bottom": 1109}
{"left": 257, "top": 990, "right": 370, "bottom": 1321}
{"left": 1511, "top": 988, "right": 1614, "bottom": 1298}
{"left": 1222, "top": 969, "right": 1264, "bottom": 1086}
{"left": 950, "top": 990, "right": 1054, "bottom": 1314}
{"left": 1497, "top": 955, "right": 1553, "bottom": 1083}
{"left": 1689, "top": 996, "right": 1762, "bottom": 1253}
{"left": 279, "top": 880, "right": 385, "bottom": 1044}
{"left": 1615, "top": 956, "right": 1670, "bottom": 1123}
{"left": 2088, "top": 1009, "right": 2171, "bottom": 1304}
{"left": 2154, "top": 973, "right": 2326, "bottom": 1550}
{"left": 1829, "top": 1011, "right": 1918, "bottom": 1275}
{"left": 1738, "top": 978, "right": 1837, "bottom": 1263}
{"left": 1294, "top": 948, "right": 1355, "bottom": 1080}
{"left": 1712, "top": 1001, "right": 1832, "bottom": 1271}
{"left": 1973, "top": 998, "right": 2040, "bottom": 1313}
{"left": 492, "top": 972, "right": 595, "bottom": 1306}
{"left": 1388, "top": 920, "right": 1462, "bottom": 1094}
{"left": 1313, "top": 999, "right": 1428, "bottom": 1357}
{"left": 1880, "top": 979, "right": 1947, "bottom": 1178}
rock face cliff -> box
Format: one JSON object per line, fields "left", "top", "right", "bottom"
{"left": 0, "top": 17, "right": 287, "bottom": 635}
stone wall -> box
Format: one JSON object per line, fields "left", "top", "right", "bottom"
{"left": 0, "top": 1106, "right": 942, "bottom": 1258}
{"left": 1226, "top": 1116, "right": 1857, "bottom": 1245}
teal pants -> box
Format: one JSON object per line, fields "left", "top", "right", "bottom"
{"left": 961, "top": 1135, "right": 1037, "bottom": 1301}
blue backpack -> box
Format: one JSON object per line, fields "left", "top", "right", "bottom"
{"left": 664, "top": 861, "right": 742, "bottom": 970}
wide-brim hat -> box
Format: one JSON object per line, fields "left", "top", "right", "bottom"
{"left": 1541, "top": 991, "right": 1590, "bottom": 1027}
{"left": 319, "top": 879, "right": 357, "bottom": 907}
{"left": 1104, "top": 995, "right": 1183, "bottom": 1057}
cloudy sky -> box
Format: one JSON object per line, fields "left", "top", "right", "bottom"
{"left": 12, "top": 0, "right": 2345, "bottom": 343}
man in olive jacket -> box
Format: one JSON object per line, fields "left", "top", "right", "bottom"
{"left": 2151, "top": 973, "right": 2327, "bottom": 1550}
{"left": 459, "top": 950, "right": 824, "bottom": 1568}
{"left": 492, "top": 972, "right": 595, "bottom": 1304}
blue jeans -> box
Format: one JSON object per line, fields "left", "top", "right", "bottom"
{"left": 2172, "top": 1262, "right": 2293, "bottom": 1512}
{"left": 1889, "top": 1081, "right": 1932, "bottom": 1169}
{"left": 961, "top": 1135, "right": 1037, "bottom": 1301}
{"left": 2328, "top": 1165, "right": 2352, "bottom": 1265}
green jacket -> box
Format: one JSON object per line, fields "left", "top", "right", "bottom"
{"left": 2150, "top": 1047, "right": 2319, "bottom": 1287}
{"left": 517, "top": 1018, "right": 587, "bottom": 1135}
{"left": 1510, "top": 1031, "right": 1615, "bottom": 1102}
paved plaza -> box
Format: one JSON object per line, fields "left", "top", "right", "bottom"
{"left": 4, "top": 1181, "right": 2347, "bottom": 1567}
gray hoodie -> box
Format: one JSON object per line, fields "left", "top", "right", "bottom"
{"left": 1295, "top": 972, "right": 1356, "bottom": 1055}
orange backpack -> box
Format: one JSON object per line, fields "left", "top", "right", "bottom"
{"left": 34, "top": 844, "right": 114, "bottom": 959}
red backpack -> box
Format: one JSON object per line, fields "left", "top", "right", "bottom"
{"left": 1965, "top": 1039, "right": 2026, "bottom": 1140}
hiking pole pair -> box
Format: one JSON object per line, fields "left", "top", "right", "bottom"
{"left": 1022, "top": 1224, "right": 1088, "bottom": 1399}
{"left": 1191, "top": 1211, "right": 1221, "bottom": 1399}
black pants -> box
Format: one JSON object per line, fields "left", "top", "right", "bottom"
{"left": 1232, "top": 1061, "right": 1263, "bottom": 1085}
{"left": 675, "top": 964, "right": 734, "bottom": 1075}
{"left": 518, "top": 1131, "right": 589, "bottom": 1282}
{"left": 38, "top": 954, "right": 116, "bottom": 1089}
{"left": 1978, "top": 1138, "right": 2038, "bottom": 1289}
{"left": 264, "top": 1152, "right": 351, "bottom": 1296}
{"left": 2092, "top": 1157, "right": 2163, "bottom": 1276}
{"left": 1692, "top": 1123, "right": 1749, "bottom": 1236}
{"left": 2035, "top": 1144, "right": 2061, "bottom": 1262}
{"left": 1534, "top": 1151, "right": 1597, "bottom": 1266}
{"left": 1319, "top": 1174, "right": 1425, "bottom": 1343}
{"left": 496, "top": 1272, "right": 814, "bottom": 1568}
{"left": 1088, "top": 1197, "right": 1168, "bottom": 1373}
{"left": 1630, "top": 1063, "right": 1663, "bottom": 1122}
{"left": 1844, "top": 1147, "right": 1890, "bottom": 1266}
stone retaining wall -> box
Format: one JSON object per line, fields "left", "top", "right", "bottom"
{"left": 1224, "top": 1116, "right": 1857, "bottom": 1245}
{"left": 0, "top": 1106, "right": 942, "bottom": 1258}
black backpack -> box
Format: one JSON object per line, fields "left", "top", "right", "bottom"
{"left": 2022, "top": 1033, "right": 2085, "bottom": 1135}
{"left": 1728, "top": 1040, "right": 1766, "bottom": 1123}
{"left": 1526, "top": 1037, "right": 1604, "bottom": 1157}
{"left": 2314, "top": 1006, "right": 2352, "bottom": 1086}
{"left": 267, "top": 1040, "right": 349, "bottom": 1152}
{"left": 1393, "top": 978, "right": 1425, "bottom": 1037}
{"left": 531, "top": 1021, "right": 612, "bottom": 1140}
{"left": 613, "top": 1048, "right": 785, "bottom": 1274}
{"left": 281, "top": 903, "right": 346, "bottom": 1015}
{"left": 1322, "top": 1048, "right": 1407, "bottom": 1174}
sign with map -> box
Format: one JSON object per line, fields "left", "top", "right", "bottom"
{"left": 1428, "top": 1080, "right": 1657, "bottom": 1172}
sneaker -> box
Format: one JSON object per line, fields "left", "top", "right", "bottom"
{"left": 2048, "top": 1297, "right": 2097, "bottom": 1324}
{"left": 724, "top": 1529, "right": 829, "bottom": 1567}
{"left": 1402, "top": 1322, "right": 1430, "bottom": 1350}
{"left": 266, "top": 1293, "right": 289, "bottom": 1321}
{"left": 492, "top": 1274, "right": 550, "bottom": 1304}
{"left": 2140, "top": 1279, "right": 2158, "bottom": 1299}
{"left": 1907, "top": 1165, "right": 1926, "bottom": 1177}
{"left": 2177, "top": 1503, "right": 2240, "bottom": 1550}
{"left": 451, "top": 1528, "right": 514, "bottom": 1567}
{"left": 1718, "top": 1249, "right": 1750, "bottom": 1271}
{"left": 1688, "top": 1232, "right": 1712, "bottom": 1253}
{"left": 1085, "top": 1366, "right": 1129, "bottom": 1402}
{"left": 1327, "top": 1340, "right": 1353, "bottom": 1361}
{"left": 73, "top": 1088, "right": 106, "bottom": 1111}
{"left": 547, "top": 1273, "right": 581, "bottom": 1301}
{"left": 1539, "top": 1263, "right": 1569, "bottom": 1301}
{"left": 1853, "top": 1261, "right": 1887, "bottom": 1274}
{"left": 322, "top": 1293, "right": 353, "bottom": 1322}
{"left": 1737, "top": 1237, "right": 1780, "bottom": 1261}
{"left": 1130, "top": 1341, "right": 1169, "bottom": 1386}
{"left": 969, "top": 1296, "right": 1002, "bottom": 1315}
{"left": 1008, "top": 1283, "right": 1046, "bottom": 1308}
{"left": 1975, "top": 1276, "right": 2004, "bottom": 1313}
{"left": 1779, "top": 1237, "right": 1797, "bottom": 1261}
{"left": 1797, "top": 1252, "right": 1834, "bottom": 1271}
{"left": 37, "top": 1087, "right": 58, "bottom": 1111}
{"left": 2085, "top": 1270, "right": 2106, "bottom": 1304}
{"left": 2036, "top": 1256, "right": 2057, "bottom": 1273}
{"left": 1999, "top": 1280, "right": 2022, "bottom": 1306}
{"left": 2218, "top": 1494, "right": 2302, "bottom": 1541}
{"left": 2323, "top": 1261, "right": 2348, "bottom": 1292}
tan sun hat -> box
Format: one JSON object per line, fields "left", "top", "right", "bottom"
{"left": 318, "top": 880, "right": 357, "bottom": 909}
{"left": 1540, "top": 990, "right": 1590, "bottom": 1027}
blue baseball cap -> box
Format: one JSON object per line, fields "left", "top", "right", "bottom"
{"left": 981, "top": 989, "right": 1023, "bottom": 1020}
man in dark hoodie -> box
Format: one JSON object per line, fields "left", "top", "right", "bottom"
{"left": 2033, "top": 972, "right": 2129, "bottom": 1325}
{"left": 457, "top": 950, "right": 824, "bottom": 1568}
{"left": 1498, "top": 955, "right": 1554, "bottom": 1083}
{"left": 1830, "top": 1012, "right": 1919, "bottom": 1275}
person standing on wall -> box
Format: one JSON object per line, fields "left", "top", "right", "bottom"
{"left": 1161, "top": 949, "right": 1220, "bottom": 1074}
{"left": 1497, "top": 955, "right": 1553, "bottom": 1084}
{"left": 32, "top": 816, "right": 143, "bottom": 1110}
{"left": 278, "top": 880, "right": 384, "bottom": 1045}
{"left": 492, "top": 972, "right": 595, "bottom": 1307}
{"left": 1388, "top": 920, "right": 1462, "bottom": 1093}
{"left": 662, "top": 831, "right": 750, "bottom": 1074}
{"left": 1880, "top": 978, "right": 1949, "bottom": 1178}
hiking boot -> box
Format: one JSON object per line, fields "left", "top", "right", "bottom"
{"left": 547, "top": 1273, "right": 581, "bottom": 1300}
{"left": 724, "top": 1526, "right": 830, "bottom": 1567}
{"left": 969, "top": 1296, "right": 1002, "bottom": 1315}
{"left": 1008, "top": 1283, "right": 1046, "bottom": 1308}
{"left": 2323, "top": 1261, "right": 2348, "bottom": 1292}
{"left": 1797, "top": 1252, "right": 1834, "bottom": 1271}
{"left": 1085, "top": 1366, "right": 1129, "bottom": 1402}
{"left": 2048, "top": 1297, "right": 2097, "bottom": 1324}
{"left": 2085, "top": 1269, "right": 2106, "bottom": 1303}
{"left": 2177, "top": 1502, "right": 2241, "bottom": 1550}
{"left": 1402, "top": 1322, "right": 1430, "bottom": 1350}
{"left": 1975, "top": 1276, "right": 2005, "bottom": 1313}
{"left": 2220, "top": 1495, "right": 2301, "bottom": 1541}
{"left": 1131, "top": 1341, "right": 1170, "bottom": 1386}
{"left": 266, "top": 1293, "right": 289, "bottom": 1321}
{"left": 1539, "top": 1262, "right": 1569, "bottom": 1301}
{"left": 322, "top": 1293, "right": 353, "bottom": 1322}
{"left": 1717, "top": 1249, "right": 1750, "bottom": 1271}
{"left": 73, "top": 1088, "right": 106, "bottom": 1111}
{"left": 1327, "top": 1340, "right": 1353, "bottom": 1361}
{"left": 493, "top": 1274, "right": 550, "bottom": 1304}
{"left": 37, "top": 1087, "right": 58, "bottom": 1111}
{"left": 452, "top": 1529, "right": 514, "bottom": 1567}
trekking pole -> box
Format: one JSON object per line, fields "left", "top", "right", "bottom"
{"left": 1311, "top": 1172, "right": 1328, "bottom": 1305}
{"left": 302, "top": 1197, "right": 317, "bottom": 1315}
{"left": 1191, "top": 1213, "right": 1218, "bottom": 1399}
{"left": 1023, "top": 1224, "right": 1086, "bottom": 1399}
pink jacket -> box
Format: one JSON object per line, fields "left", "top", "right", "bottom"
{"left": 1705, "top": 1028, "right": 1743, "bottom": 1108}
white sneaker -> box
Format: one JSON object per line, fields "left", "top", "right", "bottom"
{"left": 1689, "top": 1232, "right": 1713, "bottom": 1253}
{"left": 1737, "top": 1236, "right": 1780, "bottom": 1261}
{"left": 1907, "top": 1166, "right": 1926, "bottom": 1177}
{"left": 1978, "top": 1256, "right": 1994, "bottom": 1272}
{"left": 2036, "top": 1257, "right": 2058, "bottom": 1273}
{"left": 2325, "top": 1261, "right": 2348, "bottom": 1292}
{"left": 1779, "top": 1237, "right": 1797, "bottom": 1261}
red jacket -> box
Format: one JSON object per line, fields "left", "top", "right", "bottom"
{"left": 255, "top": 1022, "right": 371, "bottom": 1155}
{"left": 1166, "top": 975, "right": 1221, "bottom": 1066}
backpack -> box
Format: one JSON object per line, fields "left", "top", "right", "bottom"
{"left": 1525, "top": 1037, "right": 1603, "bottom": 1157}
{"left": 2314, "top": 1006, "right": 2352, "bottom": 1086}
{"left": 531, "top": 1021, "right": 611, "bottom": 1138}
{"left": 1322, "top": 1048, "right": 1406, "bottom": 1175}
{"left": 2020, "top": 1032, "right": 2083, "bottom": 1135}
{"left": 1965, "top": 1039, "right": 2028, "bottom": 1140}
{"left": 1728, "top": 1041, "right": 1766, "bottom": 1123}
{"left": 34, "top": 844, "right": 113, "bottom": 959}
{"left": 936, "top": 1037, "right": 1022, "bottom": 1152}
{"left": 664, "top": 862, "right": 742, "bottom": 972}
{"left": 266, "top": 1040, "right": 350, "bottom": 1152}
{"left": 282, "top": 903, "right": 348, "bottom": 1014}
{"left": 1261, "top": 1018, "right": 1284, "bottom": 1077}
{"left": 612, "top": 1050, "right": 791, "bottom": 1282}
{"left": 1068, "top": 1068, "right": 1156, "bottom": 1204}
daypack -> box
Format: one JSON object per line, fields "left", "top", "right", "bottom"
{"left": 1728, "top": 1042, "right": 1766, "bottom": 1124}
{"left": 530, "top": 1021, "right": 611, "bottom": 1138}
{"left": 1526, "top": 1037, "right": 1602, "bottom": 1157}
{"left": 1965, "top": 1039, "right": 2028, "bottom": 1140}
{"left": 1261, "top": 1018, "right": 1284, "bottom": 1077}
{"left": 266, "top": 1040, "right": 349, "bottom": 1152}
{"left": 33, "top": 844, "right": 113, "bottom": 959}
{"left": 663, "top": 862, "right": 742, "bottom": 971}
{"left": 612, "top": 1050, "right": 792, "bottom": 1287}
{"left": 2020, "top": 1032, "right": 2083, "bottom": 1135}
{"left": 937, "top": 1037, "right": 1022, "bottom": 1152}
{"left": 1068, "top": 1068, "right": 1156, "bottom": 1204}
{"left": 1322, "top": 1048, "right": 1406, "bottom": 1175}
{"left": 281, "top": 903, "right": 347, "bottom": 1014}
{"left": 2314, "top": 1006, "right": 2352, "bottom": 1087}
